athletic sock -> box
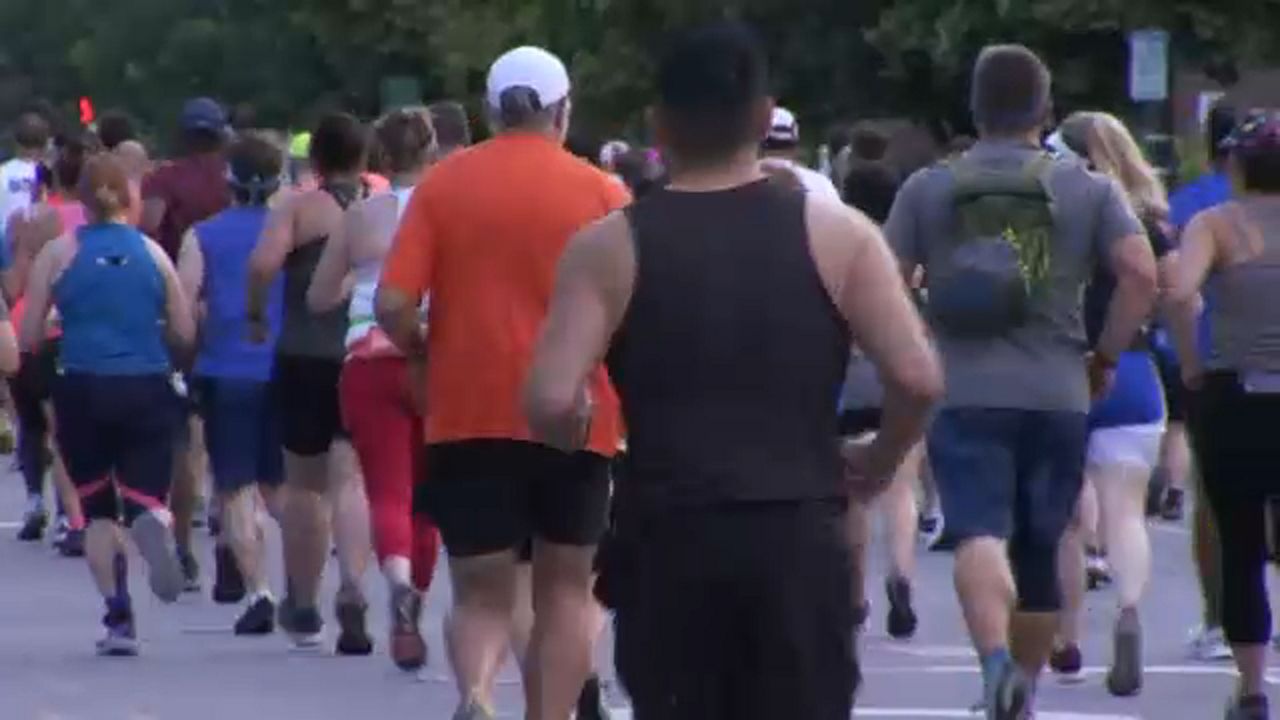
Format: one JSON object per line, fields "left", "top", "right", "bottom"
{"left": 383, "top": 556, "right": 412, "bottom": 589}
{"left": 112, "top": 553, "right": 130, "bottom": 603}
{"left": 980, "top": 647, "right": 1013, "bottom": 693}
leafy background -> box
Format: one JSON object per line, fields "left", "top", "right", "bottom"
{"left": 1, "top": 0, "right": 1276, "bottom": 153}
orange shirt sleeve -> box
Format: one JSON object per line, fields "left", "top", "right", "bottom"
{"left": 381, "top": 181, "right": 436, "bottom": 300}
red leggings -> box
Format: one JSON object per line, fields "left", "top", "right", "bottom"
{"left": 339, "top": 356, "right": 439, "bottom": 592}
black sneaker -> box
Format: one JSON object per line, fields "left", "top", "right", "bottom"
{"left": 885, "top": 576, "right": 918, "bottom": 640}
{"left": 1226, "top": 694, "right": 1270, "bottom": 720}
{"left": 212, "top": 546, "right": 246, "bottom": 605}
{"left": 1161, "top": 488, "right": 1186, "bottom": 522}
{"left": 17, "top": 509, "right": 47, "bottom": 542}
{"left": 576, "top": 674, "right": 612, "bottom": 720}
{"left": 59, "top": 528, "right": 86, "bottom": 558}
{"left": 96, "top": 601, "right": 139, "bottom": 657}
{"left": 177, "top": 547, "right": 201, "bottom": 594}
{"left": 284, "top": 601, "right": 324, "bottom": 650}
{"left": 335, "top": 596, "right": 373, "bottom": 656}
{"left": 234, "top": 595, "right": 276, "bottom": 636}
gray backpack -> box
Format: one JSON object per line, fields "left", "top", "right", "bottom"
{"left": 927, "top": 152, "right": 1057, "bottom": 337}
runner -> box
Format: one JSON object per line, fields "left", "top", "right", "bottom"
{"left": 20, "top": 153, "right": 194, "bottom": 656}
{"left": 885, "top": 45, "right": 1157, "bottom": 719}
{"left": 5, "top": 141, "right": 92, "bottom": 553}
{"left": 140, "top": 96, "right": 233, "bottom": 592}
{"left": 248, "top": 111, "right": 373, "bottom": 654}
{"left": 1167, "top": 110, "right": 1280, "bottom": 720}
{"left": 377, "top": 46, "right": 628, "bottom": 720}
{"left": 760, "top": 106, "right": 841, "bottom": 200}
{"left": 838, "top": 159, "right": 925, "bottom": 640}
{"left": 1167, "top": 103, "right": 1237, "bottom": 663}
{"left": 522, "top": 22, "right": 940, "bottom": 718}
{"left": 0, "top": 113, "right": 49, "bottom": 233}
{"left": 427, "top": 101, "right": 472, "bottom": 158}
{"left": 1045, "top": 111, "right": 1177, "bottom": 697}
{"left": 177, "top": 132, "right": 287, "bottom": 633}
{"left": 308, "top": 108, "right": 439, "bottom": 670}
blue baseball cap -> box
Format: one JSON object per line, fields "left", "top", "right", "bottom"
{"left": 180, "top": 97, "right": 227, "bottom": 133}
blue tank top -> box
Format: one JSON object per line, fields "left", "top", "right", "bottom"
{"left": 55, "top": 223, "right": 170, "bottom": 375}
{"left": 193, "top": 207, "right": 283, "bottom": 381}
{"left": 1088, "top": 350, "right": 1165, "bottom": 430}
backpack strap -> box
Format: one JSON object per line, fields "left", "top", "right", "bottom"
{"left": 952, "top": 151, "right": 1055, "bottom": 205}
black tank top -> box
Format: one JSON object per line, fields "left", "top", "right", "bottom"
{"left": 607, "top": 179, "right": 851, "bottom": 509}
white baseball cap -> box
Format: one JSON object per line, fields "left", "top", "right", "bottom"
{"left": 767, "top": 107, "right": 800, "bottom": 145}
{"left": 486, "top": 46, "right": 571, "bottom": 111}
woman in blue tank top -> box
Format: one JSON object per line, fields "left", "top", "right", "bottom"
{"left": 177, "top": 133, "right": 286, "bottom": 636}
{"left": 19, "top": 154, "right": 195, "bottom": 657}
{"left": 1048, "top": 112, "right": 1176, "bottom": 695}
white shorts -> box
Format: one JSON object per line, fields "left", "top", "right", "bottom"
{"left": 1086, "top": 423, "right": 1164, "bottom": 470}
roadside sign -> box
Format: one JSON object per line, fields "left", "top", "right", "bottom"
{"left": 1129, "top": 29, "right": 1169, "bottom": 102}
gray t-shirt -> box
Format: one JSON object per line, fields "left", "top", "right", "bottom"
{"left": 886, "top": 140, "right": 1143, "bottom": 412}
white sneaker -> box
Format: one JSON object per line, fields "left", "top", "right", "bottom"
{"left": 1187, "top": 625, "right": 1233, "bottom": 662}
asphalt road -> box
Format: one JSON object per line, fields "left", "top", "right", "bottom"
{"left": 0, "top": 473, "right": 1270, "bottom": 719}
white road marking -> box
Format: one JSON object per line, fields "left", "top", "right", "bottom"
{"left": 606, "top": 709, "right": 1139, "bottom": 719}
{"left": 0, "top": 520, "right": 22, "bottom": 529}
{"left": 1149, "top": 522, "right": 1190, "bottom": 536}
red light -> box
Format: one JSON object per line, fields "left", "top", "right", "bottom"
{"left": 79, "top": 97, "right": 95, "bottom": 126}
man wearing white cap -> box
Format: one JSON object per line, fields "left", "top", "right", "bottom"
{"left": 761, "top": 106, "right": 842, "bottom": 200}
{"left": 377, "top": 45, "right": 629, "bottom": 720}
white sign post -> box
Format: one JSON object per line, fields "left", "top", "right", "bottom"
{"left": 1129, "top": 29, "right": 1170, "bottom": 102}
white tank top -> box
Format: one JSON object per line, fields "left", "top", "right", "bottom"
{"left": 345, "top": 187, "right": 417, "bottom": 356}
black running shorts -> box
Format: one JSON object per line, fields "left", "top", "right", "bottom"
{"left": 271, "top": 354, "right": 346, "bottom": 457}
{"left": 416, "top": 439, "right": 611, "bottom": 558}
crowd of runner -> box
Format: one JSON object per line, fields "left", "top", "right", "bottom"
{"left": 2, "top": 20, "right": 1280, "bottom": 720}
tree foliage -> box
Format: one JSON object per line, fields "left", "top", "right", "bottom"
{"left": 0, "top": 0, "right": 1276, "bottom": 148}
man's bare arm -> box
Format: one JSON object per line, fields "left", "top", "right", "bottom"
{"left": 1166, "top": 213, "right": 1219, "bottom": 382}
{"left": 810, "top": 200, "right": 943, "bottom": 483}
{"left": 248, "top": 197, "right": 297, "bottom": 324}
{"left": 524, "top": 212, "right": 634, "bottom": 451}
{"left": 308, "top": 202, "right": 357, "bottom": 313}
{"left": 19, "top": 240, "right": 61, "bottom": 354}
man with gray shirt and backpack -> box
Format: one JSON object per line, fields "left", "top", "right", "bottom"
{"left": 886, "top": 45, "right": 1158, "bottom": 720}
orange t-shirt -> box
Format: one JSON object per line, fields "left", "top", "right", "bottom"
{"left": 382, "top": 133, "right": 630, "bottom": 455}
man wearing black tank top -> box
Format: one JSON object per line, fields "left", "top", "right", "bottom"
{"left": 524, "top": 23, "right": 942, "bottom": 719}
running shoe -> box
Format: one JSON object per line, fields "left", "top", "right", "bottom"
{"left": 1189, "top": 625, "right": 1234, "bottom": 662}
{"left": 1086, "top": 548, "right": 1112, "bottom": 591}
{"left": 130, "top": 509, "right": 184, "bottom": 603}
{"left": 885, "top": 576, "right": 918, "bottom": 640}
{"left": 282, "top": 600, "right": 324, "bottom": 650}
{"left": 918, "top": 511, "right": 945, "bottom": 548}
{"left": 452, "top": 700, "right": 496, "bottom": 720}
{"left": 212, "top": 545, "right": 246, "bottom": 605}
{"left": 985, "top": 661, "right": 1031, "bottom": 720}
{"left": 1107, "top": 609, "right": 1143, "bottom": 697}
{"left": 1226, "top": 694, "right": 1270, "bottom": 720}
{"left": 96, "top": 602, "right": 139, "bottom": 657}
{"left": 1049, "top": 643, "right": 1084, "bottom": 685}
{"left": 576, "top": 674, "right": 612, "bottom": 720}
{"left": 335, "top": 595, "right": 374, "bottom": 656}
{"left": 853, "top": 601, "right": 871, "bottom": 633}
{"left": 59, "top": 528, "right": 85, "bottom": 558}
{"left": 389, "top": 585, "right": 427, "bottom": 671}
{"left": 1160, "top": 487, "right": 1186, "bottom": 522}
{"left": 51, "top": 515, "right": 69, "bottom": 549}
{"left": 234, "top": 595, "right": 276, "bottom": 636}
{"left": 178, "top": 546, "right": 201, "bottom": 593}
{"left": 17, "top": 508, "right": 47, "bottom": 542}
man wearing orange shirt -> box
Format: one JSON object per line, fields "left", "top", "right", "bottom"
{"left": 375, "top": 47, "right": 629, "bottom": 720}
